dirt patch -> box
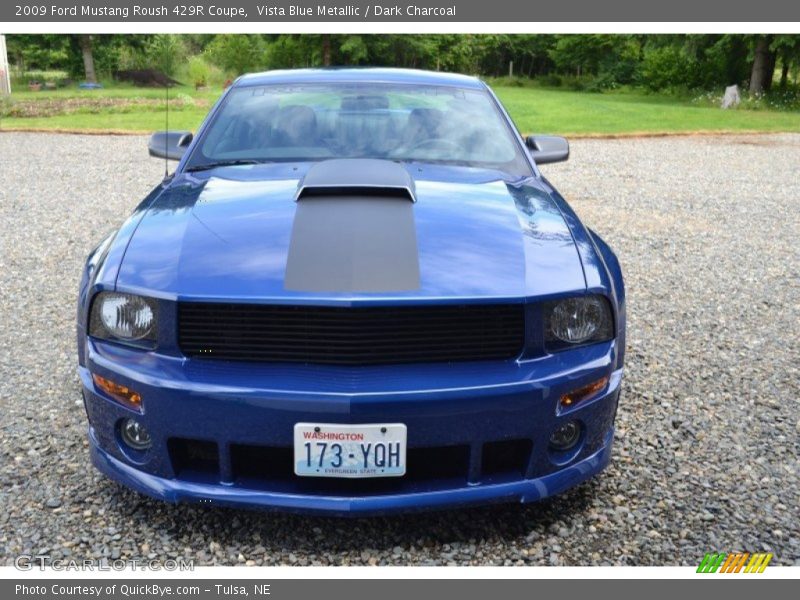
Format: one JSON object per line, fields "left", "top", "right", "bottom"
{"left": 1, "top": 96, "right": 207, "bottom": 119}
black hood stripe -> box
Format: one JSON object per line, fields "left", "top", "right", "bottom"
{"left": 284, "top": 195, "right": 421, "bottom": 293}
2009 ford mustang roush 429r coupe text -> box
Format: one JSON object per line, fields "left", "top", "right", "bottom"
{"left": 77, "top": 68, "right": 625, "bottom": 515}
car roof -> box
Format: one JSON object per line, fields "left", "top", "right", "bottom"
{"left": 235, "top": 68, "right": 486, "bottom": 90}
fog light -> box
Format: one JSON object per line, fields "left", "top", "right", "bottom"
{"left": 120, "top": 419, "right": 152, "bottom": 450}
{"left": 560, "top": 376, "right": 609, "bottom": 409}
{"left": 549, "top": 421, "right": 581, "bottom": 451}
{"left": 92, "top": 374, "right": 142, "bottom": 411}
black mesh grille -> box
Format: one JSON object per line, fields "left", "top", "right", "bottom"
{"left": 178, "top": 303, "right": 525, "bottom": 365}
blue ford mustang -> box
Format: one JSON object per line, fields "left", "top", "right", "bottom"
{"left": 77, "top": 68, "right": 625, "bottom": 515}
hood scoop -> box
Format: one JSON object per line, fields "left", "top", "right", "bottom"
{"left": 295, "top": 158, "right": 416, "bottom": 202}
{"left": 285, "top": 159, "right": 420, "bottom": 293}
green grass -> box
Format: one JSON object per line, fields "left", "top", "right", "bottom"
{"left": 1, "top": 84, "right": 798, "bottom": 135}
{"left": 497, "top": 87, "right": 800, "bottom": 135}
{"left": 3, "top": 110, "right": 206, "bottom": 131}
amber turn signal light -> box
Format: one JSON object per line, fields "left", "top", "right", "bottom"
{"left": 560, "top": 376, "right": 608, "bottom": 408}
{"left": 92, "top": 374, "right": 142, "bottom": 410}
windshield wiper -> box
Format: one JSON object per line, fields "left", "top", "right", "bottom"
{"left": 185, "top": 159, "right": 263, "bottom": 173}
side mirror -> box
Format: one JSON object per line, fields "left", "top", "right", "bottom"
{"left": 525, "top": 135, "right": 569, "bottom": 165}
{"left": 148, "top": 130, "right": 193, "bottom": 161}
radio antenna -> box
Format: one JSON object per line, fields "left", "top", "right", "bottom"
{"left": 164, "top": 80, "right": 169, "bottom": 178}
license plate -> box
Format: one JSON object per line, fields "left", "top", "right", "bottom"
{"left": 293, "top": 423, "right": 407, "bottom": 478}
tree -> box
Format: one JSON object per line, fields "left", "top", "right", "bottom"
{"left": 322, "top": 34, "right": 331, "bottom": 67}
{"left": 698, "top": 35, "right": 750, "bottom": 89}
{"left": 338, "top": 36, "right": 369, "bottom": 64}
{"left": 78, "top": 35, "right": 97, "bottom": 83}
{"left": 771, "top": 35, "right": 800, "bottom": 89}
{"left": 749, "top": 35, "right": 774, "bottom": 94}
{"left": 65, "top": 35, "right": 151, "bottom": 80}
{"left": 549, "top": 35, "right": 618, "bottom": 76}
{"left": 5, "top": 34, "right": 71, "bottom": 71}
{"left": 5, "top": 33, "right": 799, "bottom": 94}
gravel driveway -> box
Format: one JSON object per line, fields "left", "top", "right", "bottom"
{"left": 1, "top": 132, "right": 798, "bottom": 566}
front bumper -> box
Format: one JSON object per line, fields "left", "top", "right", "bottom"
{"left": 81, "top": 337, "right": 622, "bottom": 516}
{"left": 90, "top": 428, "right": 614, "bottom": 515}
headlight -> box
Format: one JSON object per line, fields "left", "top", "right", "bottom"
{"left": 89, "top": 292, "right": 157, "bottom": 345}
{"left": 545, "top": 295, "right": 613, "bottom": 349}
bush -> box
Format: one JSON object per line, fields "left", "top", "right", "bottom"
{"left": 640, "top": 45, "right": 696, "bottom": 91}
{"left": 117, "top": 45, "right": 147, "bottom": 71}
{"left": 187, "top": 56, "right": 212, "bottom": 88}
{"left": 204, "top": 35, "right": 265, "bottom": 76}
{"left": 584, "top": 73, "right": 619, "bottom": 92}
{"left": 0, "top": 95, "right": 13, "bottom": 118}
{"left": 563, "top": 76, "right": 587, "bottom": 91}
{"left": 145, "top": 35, "right": 185, "bottom": 77}
{"left": 9, "top": 69, "right": 70, "bottom": 88}
{"left": 538, "top": 73, "right": 563, "bottom": 87}
{"left": 484, "top": 76, "right": 530, "bottom": 88}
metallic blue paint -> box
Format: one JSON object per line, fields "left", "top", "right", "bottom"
{"left": 77, "top": 68, "right": 626, "bottom": 514}
{"left": 115, "top": 167, "right": 586, "bottom": 303}
{"left": 89, "top": 427, "right": 615, "bottom": 516}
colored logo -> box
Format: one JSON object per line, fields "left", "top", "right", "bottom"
{"left": 697, "top": 552, "right": 773, "bottom": 573}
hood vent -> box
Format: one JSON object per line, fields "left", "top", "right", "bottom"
{"left": 296, "top": 158, "right": 416, "bottom": 202}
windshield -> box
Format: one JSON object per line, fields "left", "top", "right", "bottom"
{"left": 187, "top": 82, "right": 531, "bottom": 176}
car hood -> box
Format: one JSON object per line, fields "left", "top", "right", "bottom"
{"left": 117, "top": 164, "right": 586, "bottom": 303}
